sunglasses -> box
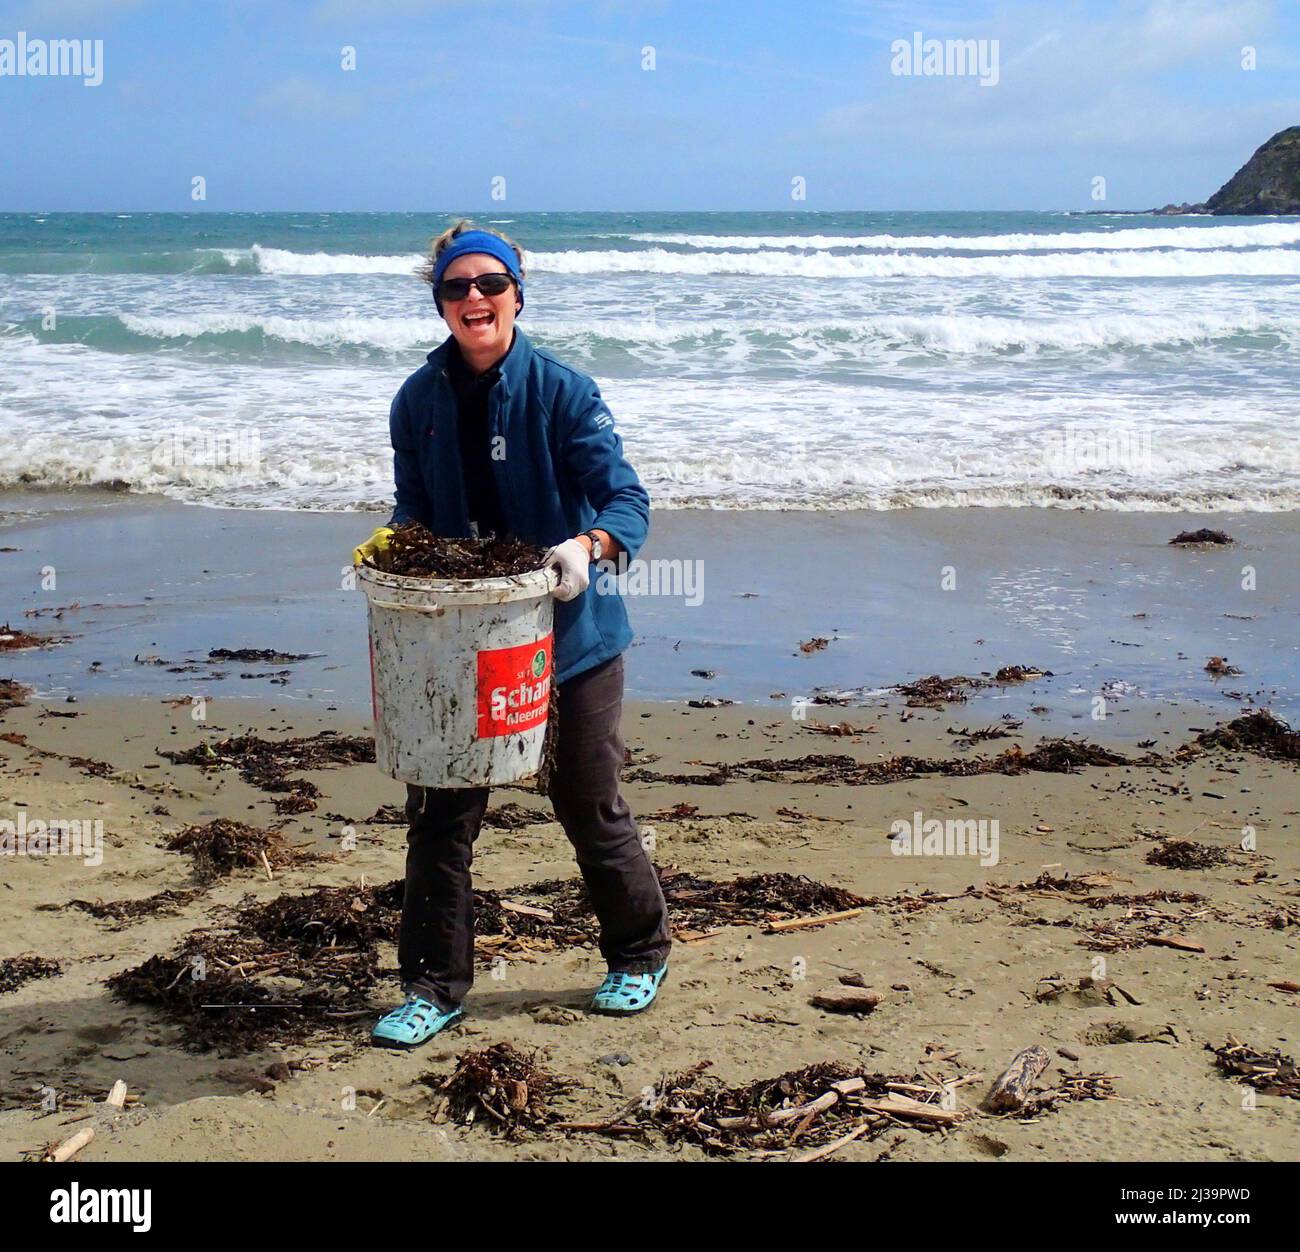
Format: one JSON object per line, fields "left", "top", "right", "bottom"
{"left": 436, "top": 272, "right": 515, "bottom": 303}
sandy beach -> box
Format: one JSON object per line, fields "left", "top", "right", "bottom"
{"left": 1, "top": 492, "right": 1297, "bottom": 1162}
{"left": 8, "top": 7, "right": 1300, "bottom": 1213}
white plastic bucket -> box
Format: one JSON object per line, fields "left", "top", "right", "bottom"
{"left": 357, "top": 562, "right": 559, "bottom": 788}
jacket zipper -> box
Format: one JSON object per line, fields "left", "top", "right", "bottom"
{"left": 437, "top": 366, "right": 473, "bottom": 536}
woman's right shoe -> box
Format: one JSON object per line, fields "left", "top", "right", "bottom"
{"left": 590, "top": 965, "right": 668, "bottom": 1015}
{"left": 371, "top": 996, "right": 464, "bottom": 1049}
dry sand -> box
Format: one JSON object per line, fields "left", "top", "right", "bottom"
{"left": 1, "top": 689, "right": 1296, "bottom": 1162}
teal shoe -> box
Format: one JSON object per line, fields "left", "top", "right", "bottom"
{"left": 591, "top": 965, "right": 668, "bottom": 1015}
{"left": 371, "top": 996, "right": 464, "bottom": 1049}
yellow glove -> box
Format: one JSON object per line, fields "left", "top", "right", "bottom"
{"left": 352, "top": 526, "right": 395, "bottom": 567}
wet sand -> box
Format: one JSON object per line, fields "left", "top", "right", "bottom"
{"left": 2, "top": 489, "right": 1297, "bottom": 732}
{"left": 0, "top": 688, "right": 1296, "bottom": 1162}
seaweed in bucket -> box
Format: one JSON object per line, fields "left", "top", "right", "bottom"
{"left": 367, "top": 522, "right": 548, "bottom": 580}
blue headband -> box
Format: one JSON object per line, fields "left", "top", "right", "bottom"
{"left": 431, "top": 230, "right": 525, "bottom": 316}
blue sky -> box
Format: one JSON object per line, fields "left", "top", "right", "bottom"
{"left": 1, "top": 0, "right": 1297, "bottom": 211}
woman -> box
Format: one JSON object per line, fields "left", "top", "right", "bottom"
{"left": 352, "top": 221, "right": 670, "bottom": 1049}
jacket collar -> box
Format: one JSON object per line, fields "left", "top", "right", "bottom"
{"left": 427, "top": 327, "right": 532, "bottom": 405}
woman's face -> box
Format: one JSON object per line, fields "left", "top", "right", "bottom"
{"left": 441, "top": 251, "right": 519, "bottom": 363}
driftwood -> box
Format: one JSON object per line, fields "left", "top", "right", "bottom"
{"left": 676, "top": 928, "right": 724, "bottom": 944}
{"left": 564, "top": 1060, "right": 968, "bottom": 1156}
{"left": 764, "top": 907, "right": 865, "bottom": 933}
{"left": 104, "top": 1079, "right": 128, "bottom": 1109}
{"left": 792, "top": 1122, "right": 875, "bottom": 1162}
{"left": 715, "top": 1082, "right": 858, "bottom": 1130}
{"left": 857, "top": 1091, "right": 965, "bottom": 1124}
{"left": 498, "top": 900, "right": 555, "bottom": 922}
{"left": 1148, "top": 935, "right": 1205, "bottom": 953}
{"left": 46, "top": 1126, "right": 94, "bottom": 1162}
{"left": 710, "top": 1076, "right": 960, "bottom": 1131}
{"left": 1208, "top": 1037, "right": 1300, "bottom": 1099}
{"left": 987, "top": 1046, "right": 1051, "bottom": 1111}
{"left": 809, "top": 988, "right": 883, "bottom": 1014}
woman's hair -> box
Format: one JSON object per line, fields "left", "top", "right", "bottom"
{"left": 417, "top": 219, "right": 526, "bottom": 287}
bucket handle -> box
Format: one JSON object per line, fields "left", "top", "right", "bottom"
{"left": 365, "top": 597, "right": 443, "bottom": 614}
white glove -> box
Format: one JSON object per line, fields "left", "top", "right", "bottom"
{"left": 544, "top": 538, "right": 591, "bottom": 602}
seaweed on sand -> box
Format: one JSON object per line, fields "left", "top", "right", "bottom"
{"left": 66, "top": 888, "right": 203, "bottom": 925}
{"left": 471, "top": 885, "right": 599, "bottom": 956}
{"left": 518, "top": 868, "right": 865, "bottom": 936}
{"left": 971, "top": 738, "right": 1128, "bottom": 773}
{"left": 162, "top": 819, "right": 324, "bottom": 882}
{"left": 0, "top": 954, "right": 62, "bottom": 995}
{"left": 426, "top": 1043, "right": 573, "bottom": 1135}
{"left": 1146, "top": 840, "right": 1231, "bottom": 870}
{"left": 1170, "top": 528, "right": 1233, "bottom": 546}
{"left": 159, "top": 730, "right": 375, "bottom": 814}
{"left": 235, "top": 880, "right": 404, "bottom": 969}
{"left": 482, "top": 802, "right": 549, "bottom": 829}
{"left": 0, "top": 623, "right": 64, "bottom": 652}
{"left": 106, "top": 894, "right": 391, "bottom": 1054}
{"left": 627, "top": 737, "right": 1131, "bottom": 788}
{"left": 225, "top": 870, "right": 858, "bottom": 972}
{"left": 658, "top": 870, "right": 866, "bottom": 928}
{"left": 106, "top": 948, "right": 305, "bottom": 1053}
{"left": 948, "top": 721, "right": 1022, "bottom": 743}
{"left": 1194, "top": 710, "right": 1300, "bottom": 762}
{"left": 895, "top": 674, "right": 988, "bottom": 707}
{"left": 105, "top": 943, "right": 367, "bottom": 1055}
{"left": 994, "top": 665, "right": 1052, "bottom": 683}
{"left": 0, "top": 677, "right": 29, "bottom": 718}
{"left": 363, "top": 804, "right": 406, "bottom": 824}
{"left": 208, "top": 648, "right": 314, "bottom": 664}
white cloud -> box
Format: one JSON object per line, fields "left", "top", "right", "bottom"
{"left": 817, "top": 0, "right": 1285, "bottom": 152}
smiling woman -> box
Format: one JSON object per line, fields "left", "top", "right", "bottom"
{"left": 354, "top": 217, "right": 669, "bottom": 1049}
{"left": 418, "top": 219, "right": 528, "bottom": 370}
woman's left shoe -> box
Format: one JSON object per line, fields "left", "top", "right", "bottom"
{"left": 590, "top": 965, "right": 668, "bottom": 1015}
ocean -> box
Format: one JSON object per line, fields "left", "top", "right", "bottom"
{"left": 2, "top": 209, "right": 1299, "bottom": 513}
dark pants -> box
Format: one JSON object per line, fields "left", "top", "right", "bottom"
{"left": 397, "top": 653, "right": 671, "bottom": 1009}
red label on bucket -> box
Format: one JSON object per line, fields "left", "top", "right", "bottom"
{"left": 476, "top": 635, "right": 553, "bottom": 739}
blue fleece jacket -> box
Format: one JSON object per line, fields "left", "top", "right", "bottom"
{"left": 387, "top": 329, "right": 650, "bottom": 685}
